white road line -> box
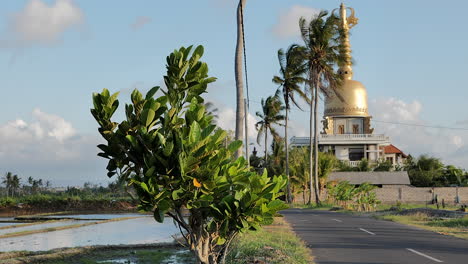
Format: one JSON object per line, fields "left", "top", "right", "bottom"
{"left": 359, "top": 228, "right": 376, "bottom": 235}
{"left": 331, "top": 219, "right": 342, "bottom": 222}
{"left": 407, "top": 248, "right": 443, "bottom": 263}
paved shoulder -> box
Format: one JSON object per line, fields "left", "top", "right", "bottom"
{"left": 283, "top": 209, "right": 468, "bottom": 264}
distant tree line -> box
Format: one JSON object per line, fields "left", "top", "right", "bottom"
{"left": 0, "top": 171, "right": 131, "bottom": 199}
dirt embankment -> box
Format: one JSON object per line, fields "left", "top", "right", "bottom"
{"left": 0, "top": 200, "right": 137, "bottom": 217}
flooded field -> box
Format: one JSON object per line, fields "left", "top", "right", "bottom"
{"left": 0, "top": 214, "right": 179, "bottom": 252}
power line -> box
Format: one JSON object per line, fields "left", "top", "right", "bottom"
{"left": 247, "top": 99, "right": 468, "bottom": 131}
{"left": 372, "top": 120, "right": 468, "bottom": 131}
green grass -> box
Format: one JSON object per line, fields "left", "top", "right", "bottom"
{"left": 0, "top": 246, "right": 194, "bottom": 264}
{"left": 427, "top": 215, "right": 468, "bottom": 228}
{"left": 291, "top": 203, "right": 334, "bottom": 210}
{"left": 375, "top": 213, "right": 468, "bottom": 240}
{"left": 226, "top": 217, "right": 313, "bottom": 264}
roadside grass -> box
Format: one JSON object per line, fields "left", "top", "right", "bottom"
{"left": 226, "top": 217, "right": 314, "bottom": 264}
{"left": 291, "top": 203, "right": 334, "bottom": 210}
{"left": 375, "top": 213, "right": 468, "bottom": 240}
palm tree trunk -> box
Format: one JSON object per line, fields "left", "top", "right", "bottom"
{"left": 264, "top": 128, "right": 268, "bottom": 167}
{"left": 308, "top": 89, "right": 314, "bottom": 205}
{"left": 285, "top": 109, "right": 292, "bottom": 203}
{"left": 314, "top": 79, "right": 321, "bottom": 206}
{"left": 234, "top": 0, "right": 247, "bottom": 159}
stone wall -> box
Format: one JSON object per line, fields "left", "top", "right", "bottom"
{"left": 375, "top": 186, "right": 468, "bottom": 204}
{"left": 293, "top": 186, "right": 468, "bottom": 205}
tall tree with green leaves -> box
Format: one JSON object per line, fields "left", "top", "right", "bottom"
{"left": 255, "top": 91, "right": 285, "bottom": 166}
{"left": 91, "top": 45, "right": 287, "bottom": 264}
{"left": 299, "top": 11, "right": 343, "bottom": 205}
{"left": 273, "top": 44, "right": 308, "bottom": 203}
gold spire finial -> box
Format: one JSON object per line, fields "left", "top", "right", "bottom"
{"left": 333, "top": 3, "right": 358, "bottom": 80}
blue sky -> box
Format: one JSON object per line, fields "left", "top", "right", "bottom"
{"left": 0, "top": 0, "right": 468, "bottom": 186}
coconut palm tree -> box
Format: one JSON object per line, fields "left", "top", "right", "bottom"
{"left": 289, "top": 147, "right": 310, "bottom": 204}
{"left": 2, "top": 172, "right": 13, "bottom": 197}
{"left": 299, "top": 11, "right": 344, "bottom": 205}
{"left": 255, "top": 92, "right": 285, "bottom": 166}
{"left": 234, "top": 0, "right": 247, "bottom": 158}
{"left": 11, "top": 174, "right": 20, "bottom": 197}
{"left": 273, "top": 44, "right": 308, "bottom": 203}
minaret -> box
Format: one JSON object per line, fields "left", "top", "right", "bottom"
{"left": 322, "top": 3, "right": 373, "bottom": 135}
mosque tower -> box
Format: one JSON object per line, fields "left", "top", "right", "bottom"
{"left": 291, "top": 3, "right": 407, "bottom": 167}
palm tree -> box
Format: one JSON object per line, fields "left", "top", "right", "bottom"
{"left": 2, "top": 172, "right": 13, "bottom": 197}
{"left": 234, "top": 0, "right": 247, "bottom": 158}
{"left": 204, "top": 101, "right": 219, "bottom": 121}
{"left": 289, "top": 147, "right": 310, "bottom": 204}
{"left": 317, "top": 152, "right": 337, "bottom": 192}
{"left": 255, "top": 92, "right": 285, "bottom": 166}
{"left": 273, "top": 44, "right": 308, "bottom": 203}
{"left": 299, "top": 11, "right": 343, "bottom": 205}
{"left": 11, "top": 175, "right": 20, "bottom": 197}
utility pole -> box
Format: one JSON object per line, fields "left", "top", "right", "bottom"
{"left": 244, "top": 98, "right": 250, "bottom": 167}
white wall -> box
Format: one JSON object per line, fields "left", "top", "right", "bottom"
{"left": 335, "top": 146, "right": 349, "bottom": 160}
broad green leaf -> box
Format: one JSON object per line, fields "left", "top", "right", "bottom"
{"left": 172, "top": 188, "right": 184, "bottom": 200}
{"left": 141, "top": 109, "right": 156, "bottom": 127}
{"left": 189, "top": 121, "right": 201, "bottom": 143}
{"left": 146, "top": 86, "right": 160, "bottom": 99}
{"left": 228, "top": 140, "right": 242, "bottom": 152}
{"left": 153, "top": 208, "right": 164, "bottom": 223}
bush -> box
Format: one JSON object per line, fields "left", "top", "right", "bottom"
{"left": 91, "top": 45, "right": 288, "bottom": 264}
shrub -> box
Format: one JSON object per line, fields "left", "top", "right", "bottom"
{"left": 91, "top": 45, "right": 287, "bottom": 264}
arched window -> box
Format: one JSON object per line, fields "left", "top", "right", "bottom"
{"left": 353, "top": 124, "right": 359, "bottom": 134}
{"left": 338, "top": 125, "right": 345, "bottom": 134}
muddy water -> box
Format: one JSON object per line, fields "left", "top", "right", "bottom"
{"left": 43, "top": 213, "right": 145, "bottom": 220}
{"left": 0, "top": 216, "right": 179, "bottom": 252}
{"left": 0, "top": 220, "right": 87, "bottom": 236}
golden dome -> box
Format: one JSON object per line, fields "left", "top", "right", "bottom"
{"left": 324, "top": 3, "right": 368, "bottom": 117}
{"left": 324, "top": 66, "right": 369, "bottom": 117}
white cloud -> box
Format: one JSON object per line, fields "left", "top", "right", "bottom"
{"left": 131, "top": 16, "right": 151, "bottom": 31}
{"left": 2, "top": 0, "right": 84, "bottom": 47}
{"left": 216, "top": 105, "right": 259, "bottom": 147}
{"left": 273, "top": 5, "right": 321, "bottom": 39}
{"left": 0, "top": 109, "right": 105, "bottom": 186}
{"left": 369, "top": 97, "right": 468, "bottom": 169}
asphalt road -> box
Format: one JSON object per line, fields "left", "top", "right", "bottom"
{"left": 282, "top": 209, "right": 468, "bottom": 264}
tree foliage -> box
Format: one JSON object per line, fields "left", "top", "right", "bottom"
{"left": 91, "top": 45, "right": 287, "bottom": 264}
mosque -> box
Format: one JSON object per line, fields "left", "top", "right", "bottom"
{"left": 290, "top": 3, "right": 407, "bottom": 168}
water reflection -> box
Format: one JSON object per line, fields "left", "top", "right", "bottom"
{"left": 0, "top": 216, "right": 179, "bottom": 252}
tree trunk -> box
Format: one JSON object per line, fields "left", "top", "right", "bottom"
{"left": 313, "top": 79, "right": 321, "bottom": 206}
{"left": 308, "top": 89, "right": 314, "bottom": 205}
{"left": 264, "top": 128, "right": 268, "bottom": 167}
{"left": 234, "top": 0, "right": 247, "bottom": 159}
{"left": 285, "top": 109, "right": 292, "bottom": 203}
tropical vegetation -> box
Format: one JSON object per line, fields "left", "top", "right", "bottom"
{"left": 273, "top": 44, "right": 308, "bottom": 203}
{"left": 91, "top": 45, "right": 287, "bottom": 264}
{"left": 255, "top": 91, "right": 285, "bottom": 166}
{"left": 299, "top": 11, "right": 344, "bottom": 205}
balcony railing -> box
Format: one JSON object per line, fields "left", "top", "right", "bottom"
{"left": 290, "top": 134, "right": 390, "bottom": 146}
{"left": 320, "top": 134, "right": 389, "bottom": 141}
{"left": 346, "top": 160, "right": 361, "bottom": 167}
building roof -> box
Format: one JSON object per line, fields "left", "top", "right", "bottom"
{"left": 328, "top": 171, "right": 411, "bottom": 185}
{"left": 383, "top": 144, "right": 407, "bottom": 157}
